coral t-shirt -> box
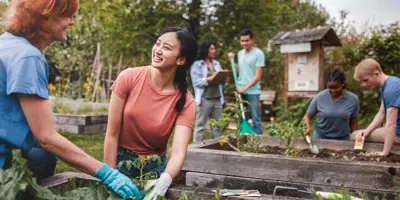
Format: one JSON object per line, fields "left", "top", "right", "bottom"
{"left": 111, "top": 66, "right": 195, "bottom": 156}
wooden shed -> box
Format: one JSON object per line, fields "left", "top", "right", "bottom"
{"left": 271, "top": 26, "right": 341, "bottom": 110}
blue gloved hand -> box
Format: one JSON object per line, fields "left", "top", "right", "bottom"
{"left": 94, "top": 163, "right": 143, "bottom": 199}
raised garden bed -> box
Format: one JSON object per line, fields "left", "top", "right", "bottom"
{"left": 51, "top": 98, "right": 108, "bottom": 134}
{"left": 182, "top": 135, "right": 400, "bottom": 199}
{"left": 54, "top": 113, "right": 107, "bottom": 134}
{"left": 40, "top": 172, "right": 309, "bottom": 199}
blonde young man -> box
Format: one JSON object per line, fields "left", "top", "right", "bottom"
{"left": 351, "top": 58, "right": 400, "bottom": 156}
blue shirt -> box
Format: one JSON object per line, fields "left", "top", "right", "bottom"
{"left": 237, "top": 47, "right": 265, "bottom": 95}
{"left": 381, "top": 76, "right": 400, "bottom": 136}
{"left": 307, "top": 90, "right": 359, "bottom": 139}
{"left": 0, "top": 32, "right": 49, "bottom": 168}
{"left": 190, "top": 59, "right": 225, "bottom": 105}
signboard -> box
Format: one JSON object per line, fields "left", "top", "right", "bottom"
{"left": 288, "top": 52, "right": 319, "bottom": 92}
{"left": 280, "top": 43, "right": 312, "bottom": 53}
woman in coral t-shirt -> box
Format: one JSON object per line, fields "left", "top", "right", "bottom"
{"left": 104, "top": 27, "right": 197, "bottom": 199}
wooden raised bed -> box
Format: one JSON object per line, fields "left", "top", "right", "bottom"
{"left": 182, "top": 136, "right": 400, "bottom": 199}
{"left": 54, "top": 114, "right": 107, "bottom": 134}
{"left": 40, "top": 172, "right": 308, "bottom": 199}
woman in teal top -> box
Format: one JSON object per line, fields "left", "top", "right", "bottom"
{"left": 0, "top": 0, "right": 142, "bottom": 199}
{"left": 303, "top": 69, "right": 360, "bottom": 140}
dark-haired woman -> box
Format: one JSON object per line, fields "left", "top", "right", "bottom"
{"left": 190, "top": 41, "right": 226, "bottom": 143}
{"left": 303, "top": 69, "right": 360, "bottom": 140}
{"left": 103, "top": 27, "right": 197, "bottom": 199}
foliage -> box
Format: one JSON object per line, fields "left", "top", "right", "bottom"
{"left": 0, "top": 1, "right": 8, "bottom": 33}
{"left": 265, "top": 120, "right": 305, "bottom": 156}
{"left": 117, "top": 155, "right": 161, "bottom": 191}
{"left": 52, "top": 104, "right": 108, "bottom": 115}
{"left": 0, "top": 150, "right": 121, "bottom": 200}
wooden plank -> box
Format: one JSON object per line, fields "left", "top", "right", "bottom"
{"left": 167, "top": 186, "right": 310, "bottom": 200}
{"left": 53, "top": 114, "right": 108, "bottom": 125}
{"left": 182, "top": 148, "right": 400, "bottom": 191}
{"left": 257, "top": 135, "right": 400, "bottom": 154}
{"left": 185, "top": 172, "right": 397, "bottom": 199}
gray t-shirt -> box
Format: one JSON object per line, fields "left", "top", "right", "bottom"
{"left": 306, "top": 90, "right": 359, "bottom": 138}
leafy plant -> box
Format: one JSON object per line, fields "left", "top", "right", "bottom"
{"left": 117, "top": 155, "right": 161, "bottom": 191}
{"left": 265, "top": 120, "right": 305, "bottom": 156}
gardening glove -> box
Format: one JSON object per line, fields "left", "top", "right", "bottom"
{"left": 94, "top": 163, "right": 143, "bottom": 200}
{"left": 143, "top": 172, "right": 172, "bottom": 200}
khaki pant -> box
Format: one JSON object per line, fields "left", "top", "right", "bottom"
{"left": 350, "top": 127, "right": 400, "bottom": 143}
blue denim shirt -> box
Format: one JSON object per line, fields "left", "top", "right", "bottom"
{"left": 190, "top": 59, "right": 225, "bottom": 105}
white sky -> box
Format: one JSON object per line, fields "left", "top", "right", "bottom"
{"left": 312, "top": 0, "right": 399, "bottom": 30}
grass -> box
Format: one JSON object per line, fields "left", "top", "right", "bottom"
{"left": 55, "top": 130, "right": 212, "bottom": 174}
{"left": 55, "top": 131, "right": 105, "bottom": 173}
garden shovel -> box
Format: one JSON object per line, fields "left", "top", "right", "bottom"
{"left": 230, "top": 58, "right": 256, "bottom": 135}
{"left": 304, "top": 134, "right": 319, "bottom": 154}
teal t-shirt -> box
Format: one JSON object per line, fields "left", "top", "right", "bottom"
{"left": 381, "top": 76, "right": 400, "bottom": 136}
{"left": 237, "top": 47, "right": 265, "bottom": 95}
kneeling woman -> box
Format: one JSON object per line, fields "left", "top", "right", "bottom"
{"left": 303, "top": 69, "right": 360, "bottom": 140}
{"left": 104, "top": 27, "right": 197, "bottom": 199}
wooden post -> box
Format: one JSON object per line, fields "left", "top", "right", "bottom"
{"left": 107, "top": 63, "right": 112, "bottom": 99}
{"left": 283, "top": 53, "right": 289, "bottom": 112}
{"left": 92, "top": 59, "right": 102, "bottom": 102}
{"left": 319, "top": 40, "right": 325, "bottom": 91}
{"left": 117, "top": 52, "right": 122, "bottom": 75}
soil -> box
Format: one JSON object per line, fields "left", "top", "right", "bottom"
{"left": 266, "top": 146, "right": 400, "bottom": 163}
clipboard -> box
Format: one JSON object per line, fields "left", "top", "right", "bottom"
{"left": 209, "top": 70, "right": 230, "bottom": 84}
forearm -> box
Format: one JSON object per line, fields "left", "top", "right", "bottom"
{"left": 382, "top": 125, "right": 396, "bottom": 155}
{"left": 103, "top": 135, "right": 119, "bottom": 168}
{"left": 40, "top": 133, "right": 102, "bottom": 175}
{"left": 164, "top": 153, "right": 185, "bottom": 179}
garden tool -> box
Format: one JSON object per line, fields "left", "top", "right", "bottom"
{"left": 230, "top": 58, "right": 256, "bottom": 135}
{"left": 303, "top": 134, "right": 319, "bottom": 154}
{"left": 316, "top": 191, "right": 363, "bottom": 200}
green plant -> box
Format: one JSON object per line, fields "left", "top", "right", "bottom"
{"left": 240, "top": 135, "right": 268, "bottom": 153}
{"left": 265, "top": 120, "right": 305, "bottom": 156}
{"left": 117, "top": 155, "right": 161, "bottom": 191}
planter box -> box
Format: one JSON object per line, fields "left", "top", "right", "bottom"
{"left": 53, "top": 114, "right": 107, "bottom": 134}
{"left": 182, "top": 135, "right": 400, "bottom": 198}
{"left": 40, "top": 172, "right": 307, "bottom": 200}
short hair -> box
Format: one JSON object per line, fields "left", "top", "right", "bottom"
{"left": 196, "top": 40, "right": 214, "bottom": 60}
{"left": 327, "top": 68, "right": 345, "bottom": 85}
{"left": 354, "top": 58, "right": 383, "bottom": 81}
{"left": 4, "top": 0, "right": 79, "bottom": 41}
{"left": 240, "top": 29, "right": 254, "bottom": 39}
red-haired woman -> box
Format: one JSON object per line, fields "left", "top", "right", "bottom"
{"left": 0, "top": 1, "right": 143, "bottom": 199}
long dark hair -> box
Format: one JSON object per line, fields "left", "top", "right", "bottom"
{"left": 160, "top": 27, "right": 197, "bottom": 112}
{"left": 196, "top": 40, "right": 214, "bottom": 60}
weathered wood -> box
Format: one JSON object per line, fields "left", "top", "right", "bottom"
{"left": 182, "top": 147, "right": 400, "bottom": 192}
{"left": 185, "top": 172, "right": 398, "bottom": 199}
{"left": 166, "top": 186, "right": 310, "bottom": 200}
{"left": 53, "top": 114, "right": 108, "bottom": 125}
{"left": 40, "top": 172, "right": 99, "bottom": 188}
{"left": 40, "top": 172, "right": 306, "bottom": 200}
{"left": 190, "top": 135, "right": 400, "bottom": 155}
{"left": 55, "top": 123, "right": 106, "bottom": 134}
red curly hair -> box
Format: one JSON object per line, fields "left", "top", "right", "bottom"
{"left": 5, "top": 0, "right": 79, "bottom": 41}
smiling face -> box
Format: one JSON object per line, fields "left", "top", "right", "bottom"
{"left": 327, "top": 81, "right": 344, "bottom": 99}
{"left": 151, "top": 32, "right": 185, "bottom": 69}
{"left": 48, "top": 14, "right": 76, "bottom": 42}
{"left": 359, "top": 72, "right": 381, "bottom": 89}
{"left": 240, "top": 35, "right": 254, "bottom": 50}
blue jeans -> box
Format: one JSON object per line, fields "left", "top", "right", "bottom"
{"left": 241, "top": 94, "right": 263, "bottom": 135}
{"left": 312, "top": 130, "right": 350, "bottom": 140}
{"left": 3, "top": 147, "right": 57, "bottom": 181}
{"left": 116, "top": 147, "right": 167, "bottom": 179}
